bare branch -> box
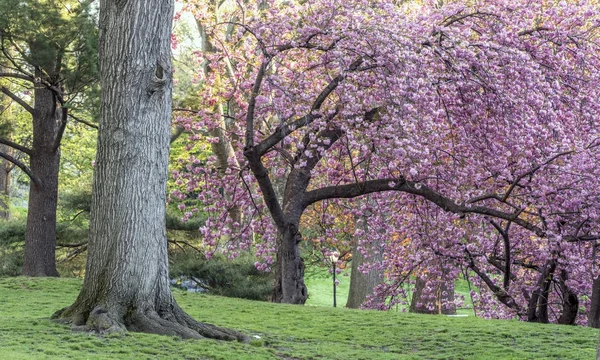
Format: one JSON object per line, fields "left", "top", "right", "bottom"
{"left": 0, "top": 150, "right": 40, "bottom": 187}
{"left": 0, "top": 72, "right": 33, "bottom": 82}
{"left": 255, "top": 58, "right": 363, "bottom": 157}
{"left": 68, "top": 113, "right": 98, "bottom": 129}
{"left": 0, "top": 137, "right": 32, "bottom": 156}
{"left": 0, "top": 86, "right": 34, "bottom": 114}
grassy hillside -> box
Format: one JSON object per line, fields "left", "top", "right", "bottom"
{"left": 0, "top": 277, "right": 597, "bottom": 359}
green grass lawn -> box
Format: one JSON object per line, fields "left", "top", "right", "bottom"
{"left": 0, "top": 277, "right": 598, "bottom": 359}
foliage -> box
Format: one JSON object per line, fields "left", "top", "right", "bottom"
{"left": 169, "top": 252, "right": 274, "bottom": 301}
{"left": 0, "top": 218, "right": 25, "bottom": 276}
{"left": 177, "top": 0, "right": 600, "bottom": 318}
{"left": 0, "top": 277, "right": 598, "bottom": 359}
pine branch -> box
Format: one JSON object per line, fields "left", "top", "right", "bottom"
{"left": 0, "top": 150, "right": 40, "bottom": 188}
{"left": 0, "top": 137, "right": 32, "bottom": 156}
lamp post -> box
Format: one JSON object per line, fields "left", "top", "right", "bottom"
{"left": 329, "top": 251, "right": 340, "bottom": 308}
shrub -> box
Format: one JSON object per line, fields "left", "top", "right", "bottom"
{"left": 169, "top": 252, "right": 273, "bottom": 301}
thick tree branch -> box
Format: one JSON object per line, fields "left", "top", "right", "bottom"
{"left": 0, "top": 86, "right": 34, "bottom": 114}
{"left": 0, "top": 137, "right": 32, "bottom": 156}
{"left": 170, "top": 124, "right": 186, "bottom": 143}
{"left": 245, "top": 61, "right": 268, "bottom": 148}
{"left": 303, "top": 178, "right": 546, "bottom": 237}
{"left": 0, "top": 72, "right": 33, "bottom": 82}
{"left": 465, "top": 248, "right": 524, "bottom": 318}
{"left": 0, "top": 150, "right": 40, "bottom": 188}
{"left": 243, "top": 149, "right": 286, "bottom": 230}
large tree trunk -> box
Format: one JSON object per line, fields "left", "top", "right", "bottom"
{"left": 54, "top": 0, "right": 245, "bottom": 341}
{"left": 272, "top": 223, "right": 308, "bottom": 304}
{"left": 22, "top": 85, "right": 61, "bottom": 277}
{"left": 346, "top": 218, "right": 383, "bottom": 308}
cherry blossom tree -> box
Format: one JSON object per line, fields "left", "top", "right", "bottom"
{"left": 175, "top": 0, "right": 600, "bottom": 318}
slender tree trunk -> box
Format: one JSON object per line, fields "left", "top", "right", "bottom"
{"left": 272, "top": 223, "right": 308, "bottom": 304}
{"left": 589, "top": 275, "right": 600, "bottom": 328}
{"left": 0, "top": 144, "right": 11, "bottom": 219}
{"left": 22, "top": 85, "right": 61, "bottom": 277}
{"left": 527, "top": 259, "right": 556, "bottom": 323}
{"left": 346, "top": 217, "right": 383, "bottom": 308}
{"left": 557, "top": 270, "right": 578, "bottom": 325}
{"left": 54, "top": 0, "right": 244, "bottom": 341}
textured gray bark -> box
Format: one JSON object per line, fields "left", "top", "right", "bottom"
{"left": 54, "top": 0, "right": 245, "bottom": 341}
{"left": 272, "top": 224, "right": 307, "bottom": 304}
{"left": 346, "top": 216, "right": 383, "bottom": 309}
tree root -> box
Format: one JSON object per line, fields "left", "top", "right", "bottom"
{"left": 52, "top": 305, "right": 248, "bottom": 342}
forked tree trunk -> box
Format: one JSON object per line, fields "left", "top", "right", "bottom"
{"left": 54, "top": 0, "right": 244, "bottom": 341}
{"left": 272, "top": 224, "right": 308, "bottom": 304}
{"left": 22, "top": 85, "right": 61, "bottom": 277}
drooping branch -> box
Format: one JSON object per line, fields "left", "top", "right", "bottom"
{"left": 0, "top": 150, "right": 40, "bottom": 187}
{"left": 0, "top": 136, "right": 32, "bottom": 156}
{"left": 467, "top": 150, "right": 575, "bottom": 205}
{"left": 303, "top": 177, "right": 546, "bottom": 237}
{"left": 68, "top": 113, "right": 98, "bottom": 129}
{"left": 0, "top": 86, "right": 34, "bottom": 114}
{"left": 465, "top": 248, "right": 524, "bottom": 318}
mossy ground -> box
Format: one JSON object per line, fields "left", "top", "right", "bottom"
{"left": 0, "top": 277, "right": 597, "bottom": 359}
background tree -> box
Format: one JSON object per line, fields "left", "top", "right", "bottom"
{"left": 0, "top": 0, "right": 98, "bottom": 276}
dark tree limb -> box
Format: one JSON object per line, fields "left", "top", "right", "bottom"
{"left": 0, "top": 150, "right": 40, "bottom": 187}
{"left": 53, "top": 108, "right": 69, "bottom": 152}
{"left": 245, "top": 61, "right": 267, "bottom": 148}
{"left": 69, "top": 113, "right": 98, "bottom": 129}
{"left": 465, "top": 248, "right": 524, "bottom": 318}
{"left": 527, "top": 258, "right": 557, "bottom": 323}
{"left": 303, "top": 177, "right": 546, "bottom": 237}
{"left": 244, "top": 146, "right": 286, "bottom": 230}
{"left": 0, "top": 86, "right": 34, "bottom": 114}
{"left": 0, "top": 136, "right": 32, "bottom": 155}
{"left": 255, "top": 59, "right": 363, "bottom": 157}
{"left": 489, "top": 219, "right": 513, "bottom": 290}
{"left": 0, "top": 72, "right": 33, "bottom": 82}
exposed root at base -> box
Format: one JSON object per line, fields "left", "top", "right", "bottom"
{"left": 52, "top": 306, "right": 248, "bottom": 342}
